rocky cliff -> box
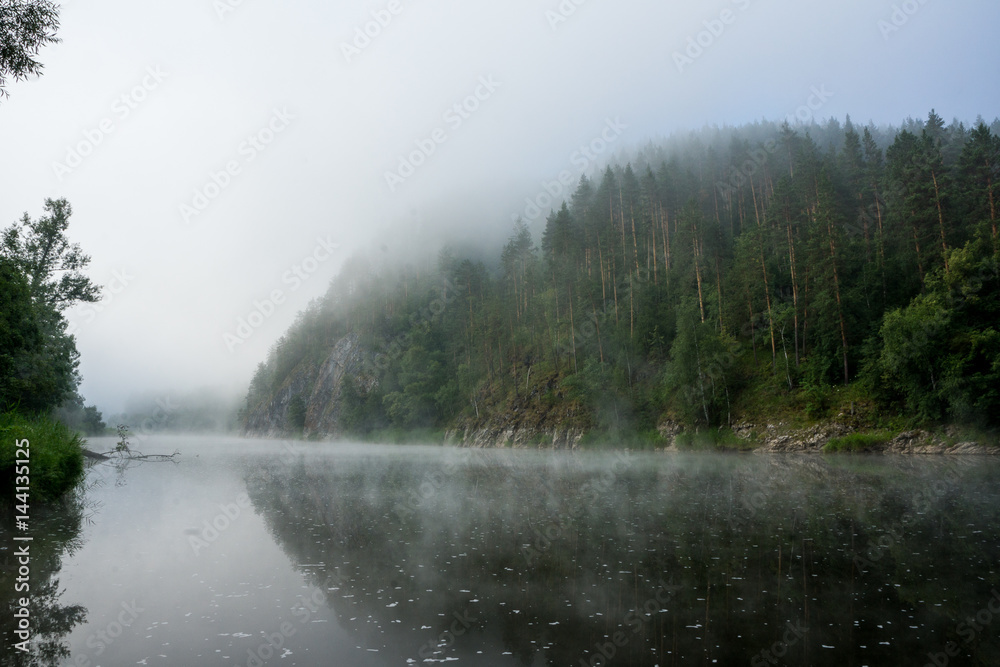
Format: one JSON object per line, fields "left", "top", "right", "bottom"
{"left": 242, "top": 333, "right": 372, "bottom": 437}
{"left": 443, "top": 369, "right": 590, "bottom": 449}
{"left": 240, "top": 331, "right": 996, "bottom": 454}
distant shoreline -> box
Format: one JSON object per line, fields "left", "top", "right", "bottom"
{"left": 234, "top": 422, "right": 1000, "bottom": 455}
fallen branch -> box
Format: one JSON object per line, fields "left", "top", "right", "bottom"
{"left": 95, "top": 424, "right": 181, "bottom": 462}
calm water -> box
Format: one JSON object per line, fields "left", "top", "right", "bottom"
{"left": 2, "top": 437, "right": 999, "bottom": 666}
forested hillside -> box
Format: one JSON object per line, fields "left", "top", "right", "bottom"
{"left": 241, "top": 112, "right": 1000, "bottom": 442}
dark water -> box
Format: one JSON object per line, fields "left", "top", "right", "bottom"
{"left": 2, "top": 438, "right": 999, "bottom": 666}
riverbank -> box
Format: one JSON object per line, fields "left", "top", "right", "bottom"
{"left": 442, "top": 419, "right": 1000, "bottom": 455}
{"left": 0, "top": 411, "right": 86, "bottom": 502}
{"left": 725, "top": 422, "right": 999, "bottom": 455}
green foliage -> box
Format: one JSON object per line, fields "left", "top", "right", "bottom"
{"left": 0, "top": 256, "right": 41, "bottom": 409}
{"left": 0, "top": 0, "right": 61, "bottom": 100}
{"left": 339, "top": 375, "right": 387, "bottom": 436}
{"left": 663, "top": 302, "right": 738, "bottom": 426}
{"left": 242, "top": 113, "right": 1000, "bottom": 441}
{"left": 1, "top": 199, "right": 99, "bottom": 413}
{"left": 801, "top": 380, "right": 831, "bottom": 420}
{"left": 823, "top": 431, "right": 896, "bottom": 453}
{"left": 877, "top": 236, "right": 1000, "bottom": 426}
{"left": 286, "top": 394, "right": 306, "bottom": 432}
{"left": 54, "top": 393, "right": 107, "bottom": 435}
{"left": 114, "top": 423, "right": 131, "bottom": 453}
{"left": 576, "top": 428, "right": 667, "bottom": 450}
{"left": 381, "top": 345, "right": 454, "bottom": 429}
{"left": 2, "top": 199, "right": 101, "bottom": 309}
{"left": 675, "top": 428, "right": 748, "bottom": 451}
{"left": 0, "top": 410, "right": 84, "bottom": 502}
{"left": 81, "top": 404, "right": 106, "bottom": 434}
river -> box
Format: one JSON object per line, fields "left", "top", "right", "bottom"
{"left": 2, "top": 437, "right": 999, "bottom": 666}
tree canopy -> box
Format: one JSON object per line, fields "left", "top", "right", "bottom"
{"left": 242, "top": 113, "right": 1000, "bottom": 437}
{"left": 1, "top": 199, "right": 100, "bottom": 414}
{"left": 0, "top": 0, "right": 60, "bottom": 99}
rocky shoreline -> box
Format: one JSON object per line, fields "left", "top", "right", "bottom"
{"left": 444, "top": 426, "right": 586, "bottom": 449}
{"left": 443, "top": 420, "right": 998, "bottom": 455}
{"left": 728, "top": 422, "right": 998, "bottom": 455}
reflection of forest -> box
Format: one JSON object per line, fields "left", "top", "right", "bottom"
{"left": 243, "top": 451, "right": 1000, "bottom": 666}
{"left": 0, "top": 492, "right": 87, "bottom": 667}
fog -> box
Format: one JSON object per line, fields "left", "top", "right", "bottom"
{"left": 0, "top": 0, "right": 997, "bottom": 413}
{"left": 47, "top": 440, "right": 1000, "bottom": 664}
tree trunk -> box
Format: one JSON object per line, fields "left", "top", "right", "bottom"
{"left": 987, "top": 167, "right": 998, "bottom": 249}
{"left": 824, "top": 207, "right": 850, "bottom": 386}
{"left": 930, "top": 169, "right": 950, "bottom": 275}
{"left": 785, "top": 217, "right": 800, "bottom": 367}
{"left": 910, "top": 216, "right": 925, "bottom": 285}
{"left": 568, "top": 282, "right": 577, "bottom": 373}
{"left": 692, "top": 217, "right": 706, "bottom": 324}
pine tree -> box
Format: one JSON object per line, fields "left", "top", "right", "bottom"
{"left": 958, "top": 122, "right": 1000, "bottom": 253}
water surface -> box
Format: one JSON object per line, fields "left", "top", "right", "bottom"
{"left": 3, "top": 437, "right": 999, "bottom": 666}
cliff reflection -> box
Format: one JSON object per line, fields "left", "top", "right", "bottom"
{"left": 242, "top": 449, "right": 1000, "bottom": 666}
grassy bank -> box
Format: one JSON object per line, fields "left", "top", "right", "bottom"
{"left": 0, "top": 411, "right": 85, "bottom": 502}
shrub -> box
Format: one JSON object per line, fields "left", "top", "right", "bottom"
{"left": 0, "top": 410, "right": 85, "bottom": 502}
{"left": 823, "top": 431, "right": 895, "bottom": 453}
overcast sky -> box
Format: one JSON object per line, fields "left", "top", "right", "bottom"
{"left": 1, "top": 0, "right": 997, "bottom": 414}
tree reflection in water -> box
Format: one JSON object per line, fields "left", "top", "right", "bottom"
{"left": 0, "top": 488, "right": 88, "bottom": 667}
{"left": 242, "top": 450, "right": 1000, "bottom": 666}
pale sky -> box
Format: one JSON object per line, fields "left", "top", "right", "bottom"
{"left": 1, "top": 0, "right": 997, "bottom": 413}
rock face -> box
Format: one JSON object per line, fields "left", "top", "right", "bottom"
{"left": 240, "top": 330, "right": 997, "bottom": 455}
{"left": 882, "top": 430, "right": 999, "bottom": 455}
{"left": 736, "top": 421, "right": 852, "bottom": 453}
{"left": 446, "top": 372, "right": 588, "bottom": 449}
{"left": 242, "top": 333, "right": 372, "bottom": 438}
{"left": 725, "top": 421, "right": 999, "bottom": 455}
{"left": 446, "top": 426, "right": 585, "bottom": 449}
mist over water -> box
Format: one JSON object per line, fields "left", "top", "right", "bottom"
{"left": 7, "top": 438, "right": 998, "bottom": 666}
{"left": 3, "top": 2, "right": 1000, "bottom": 666}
